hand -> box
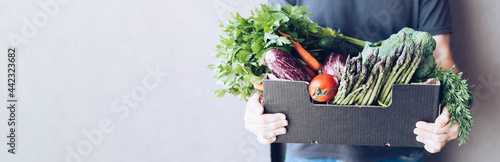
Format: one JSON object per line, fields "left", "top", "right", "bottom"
{"left": 244, "top": 92, "right": 288, "bottom": 144}
{"left": 414, "top": 106, "right": 458, "bottom": 153}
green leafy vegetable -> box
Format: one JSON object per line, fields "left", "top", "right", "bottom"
{"left": 210, "top": 4, "right": 365, "bottom": 100}
{"left": 209, "top": 4, "right": 307, "bottom": 100}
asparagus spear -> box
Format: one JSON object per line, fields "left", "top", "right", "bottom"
{"left": 396, "top": 41, "right": 415, "bottom": 84}
{"left": 361, "top": 75, "right": 376, "bottom": 105}
{"left": 395, "top": 41, "right": 415, "bottom": 84}
{"left": 354, "top": 84, "right": 368, "bottom": 104}
{"left": 384, "top": 50, "right": 395, "bottom": 81}
{"left": 340, "top": 87, "right": 364, "bottom": 105}
{"left": 382, "top": 44, "right": 415, "bottom": 104}
{"left": 388, "top": 48, "right": 397, "bottom": 67}
{"left": 384, "top": 89, "right": 393, "bottom": 106}
{"left": 368, "top": 58, "right": 387, "bottom": 105}
{"left": 384, "top": 42, "right": 423, "bottom": 105}
{"left": 374, "top": 48, "right": 380, "bottom": 64}
{"left": 379, "top": 46, "right": 407, "bottom": 103}
{"left": 384, "top": 44, "right": 413, "bottom": 106}
{"left": 361, "top": 61, "right": 382, "bottom": 105}
{"left": 350, "top": 60, "right": 357, "bottom": 75}
{"left": 352, "top": 64, "right": 368, "bottom": 93}
{"left": 347, "top": 51, "right": 374, "bottom": 104}
{"left": 345, "top": 54, "right": 351, "bottom": 76}
{"left": 340, "top": 71, "right": 356, "bottom": 105}
{"left": 347, "top": 55, "right": 360, "bottom": 94}
{"left": 394, "top": 33, "right": 406, "bottom": 59}
{"left": 348, "top": 89, "right": 360, "bottom": 105}
{"left": 404, "top": 49, "right": 423, "bottom": 84}
{"left": 403, "top": 40, "right": 423, "bottom": 83}
{"left": 367, "top": 51, "right": 377, "bottom": 71}
{"left": 379, "top": 47, "right": 402, "bottom": 102}
{"left": 348, "top": 59, "right": 369, "bottom": 105}
{"left": 333, "top": 79, "right": 348, "bottom": 104}
{"left": 335, "top": 62, "right": 343, "bottom": 81}
{"left": 337, "top": 55, "right": 360, "bottom": 105}
{"left": 330, "top": 65, "right": 344, "bottom": 104}
{"left": 356, "top": 53, "right": 362, "bottom": 74}
{"left": 371, "top": 53, "right": 391, "bottom": 105}
{"left": 346, "top": 74, "right": 355, "bottom": 95}
{"left": 358, "top": 66, "right": 377, "bottom": 105}
{"left": 332, "top": 55, "right": 351, "bottom": 103}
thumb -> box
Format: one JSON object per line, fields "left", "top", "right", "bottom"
{"left": 435, "top": 105, "right": 450, "bottom": 128}
{"left": 248, "top": 93, "right": 264, "bottom": 115}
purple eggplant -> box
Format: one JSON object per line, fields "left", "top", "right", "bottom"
{"left": 265, "top": 48, "right": 312, "bottom": 82}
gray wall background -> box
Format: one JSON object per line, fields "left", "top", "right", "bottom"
{"left": 0, "top": 0, "right": 498, "bottom": 162}
{"left": 427, "top": 0, "right": 500, "bottom": 161}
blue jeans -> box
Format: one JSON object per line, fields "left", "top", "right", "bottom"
{"left": 285, "top": 151, "right": 424, "bottom": 162}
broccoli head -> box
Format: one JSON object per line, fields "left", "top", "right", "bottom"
{"left": 414, "top": 55, "right": 436, "bottom": 81}
{"left": 378, "top": 27, "right": 436, "bottom": 58}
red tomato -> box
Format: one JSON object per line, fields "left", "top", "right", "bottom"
{"left": 309, "top": 74, "right": 339, "bottom": 102}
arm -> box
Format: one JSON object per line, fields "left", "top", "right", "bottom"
{"left": 414, "top": 34, "right": 459, "bottom": 153}
{"left": 432, "top": 34, "right": 459, "bottom": 72}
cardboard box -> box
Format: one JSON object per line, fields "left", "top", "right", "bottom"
{"left": 262, "top": 76, "right": 441, "bottom": 147}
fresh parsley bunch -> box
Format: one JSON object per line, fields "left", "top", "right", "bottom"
{"left": 209, "top": 4, "right": 316, "bottom": 100}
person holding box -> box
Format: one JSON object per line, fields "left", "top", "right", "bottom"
{"left": 245, "top": 0, "right": 459, "bottom": 161}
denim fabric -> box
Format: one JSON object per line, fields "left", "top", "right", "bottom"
{"left": 285, "top": 153, "right": 345, "bottom": 162}
{"left": 285, "top": 151, "right": 424, "bottom": 162}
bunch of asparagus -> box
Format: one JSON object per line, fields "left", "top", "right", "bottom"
{"left": 329, "top": 33, "right": 424, "bottom": 106}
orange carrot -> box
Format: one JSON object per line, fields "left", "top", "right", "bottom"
{"left": 254, "top": 83, "right": 263, "bottom": 91}
{"left": 277, "top": 30, "right": 322, "bottom": 71}
{"left": 304, "top": 65, "right": 317, "bottom": 78}
{"left": 277, "top": 30, "right": 290, "bottom": 37}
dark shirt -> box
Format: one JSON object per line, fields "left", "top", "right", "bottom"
{"left": 268, "top": 0, "right": 452, "bottom": 161}
{"left": 270, "top": 0, "right": 451, "bottom": 41}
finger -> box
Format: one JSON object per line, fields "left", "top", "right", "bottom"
{"left": 415, "top": 121, "right": 451, "bottom": 134}
{"left": 257, "top": 128, "right": 287, "bottom": 144}
{"left": 414, "top": 128, "right": 451, "bottom": 143}
{"left": 418, "top": 134, "right": 447, "bottom": 150}
{"left": 423, "top": 140, "right": 446, "bottom": 153}
{"left": 245, "top": 120, "right": 288, "bottom": 133}
{"left": 257, "top": 136, "right": 276, "bottom": 144}
{"left": 435, "top": 106, "right": 451, "bottom": 128}
{"left": 260, "top": 128, "right": 286, "bottom": 139}
{"left": 247, "top": 113, "right": 286, "bottom": 124}
{"left": 277, "top": 127, "right": 287, "bottom": 136}
{"left": 417, "top": 135, "right": 445, "bottom": 153}
{"left": 424, "top": 144, "right": 439, "bottom": 153}
{"left": 260, "top": 120, "right": 288, "bottom": 132}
